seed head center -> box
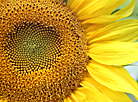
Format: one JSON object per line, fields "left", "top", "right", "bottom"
{"left": 0, "top": 0, "right": 88, "bottom": 101}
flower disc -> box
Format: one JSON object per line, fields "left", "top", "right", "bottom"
{"left": 0, "top": 0, "right": 87, "bottom": 101}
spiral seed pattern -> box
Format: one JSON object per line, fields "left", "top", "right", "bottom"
{"left": 0, "top": 0, "right": 87, "bottom": 101}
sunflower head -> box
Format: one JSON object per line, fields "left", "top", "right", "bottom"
{"left": 1, "top": 0, "right": 138, "bottom": 102}
{"left": 0, "top": 0, "right": 88, "bottom": 101}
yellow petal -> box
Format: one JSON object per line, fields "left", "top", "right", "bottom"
{"left": 67, "top": 0, "right": 135, "bottom": 25}
{"left": 64, "top": 96, "right": 73, "bottom": 102}
{"left": 67, "top": 0, "right": 73, "bottom": 7}
{"left": 69, "top": 0, "right": 126, "bottom": 20}
{"left": 81, "top": 0, "right": 135, "bottom": 25}
{"left": 113, "top": 0, "right": 135, "bottom": 17}
{"left": 70, "top": 93, "right": 79, "bottom": 102}
{"left": 64, "top": 98, "right": 68, "bottom": 102}
{"left": 81, "top": 77, "right": 132, "bottom": 102}
{"left": 87, "top": 60, "right": 138, "bottom": 99}
{"left": 68, "top": 0, "right": 98, "bottom": 17}
{"left": 81, "top": 15, "right": 123, "bottom": 24}
{"left": 88, "top": 41, "right": 138, "bottom": 65}
{"left": 67, "top": 0, "right": 135, "bottom": 31}
{"left": 82, "top": 0, "right": 135, "bottom": 24}
{"left": 87, "top": 20, "right": 138, "bottom": 43}
{"left": 72, "top": 86, "right": 112, "bottom": 102}
{"left": 67, "top": 0, "right": 85, "bottom": 11}
{"left": 85, "top": 23, "right": 108, "bottom": 32}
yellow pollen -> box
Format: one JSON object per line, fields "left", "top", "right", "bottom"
{"left": 0, "top": 0, "right": 87, "bottom": 101}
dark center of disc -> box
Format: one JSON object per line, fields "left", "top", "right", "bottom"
{"left": 6, "top": 23, "right": 62, "bottom": 74}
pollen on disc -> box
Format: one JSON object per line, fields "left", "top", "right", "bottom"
{"left": 0, "top": 0, "right": 88, "bottom": 101}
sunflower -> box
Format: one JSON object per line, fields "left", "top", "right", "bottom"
{"left": 0, "top": 0, "right": 138, "bottom": 102}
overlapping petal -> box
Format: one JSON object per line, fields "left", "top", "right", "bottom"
{"left": 86, "top": 20, "right": 138, "bottom": 43}
{"left": 64, "top": 96, "right": 73, "bottom": 102}
{"left": 68, "top": 0, "right": 124, "bottom": 18}
{"left": 67, "top": 0, "right": 135, "bottom": 25}
{"left": 88, "top": 41, "right": 138, "bottom": 65}
{"left": 81, "top": 0, "right": 135, "bottom": 24}
{"left": 87, "top": 60, "right": 138, "bottom": 99}
{"left": 68, "top": 86, "right": 112, "bottom": 102}
{"left": 81, "top": 77, "right": 132, "bottom": 102}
